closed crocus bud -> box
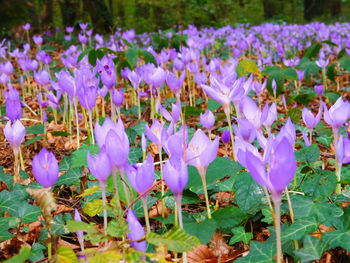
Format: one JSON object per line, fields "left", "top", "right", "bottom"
{"left": 126, "top": 154, "right": 154, "bottom": 195}
{"left": 94, "top": 117, "right": 118, "bottom": 148}
{"left": 200, "top": 109, "right": 215, "bottom": 130}
{"left": 87, "top": 147, "right": 112, "bottom": 185}
{"left": 2, "top": 61, "right": 13, "bottom": 75}
{"left": 314, "top": 85, "right": 324, "bottom": 95}
{"left": 141, "top": 134, "right": 147, "bottom": 153}
{"left": 276, "top": 118, "right": 296, "bottom": 146}
{"left": 74, "top": 209, "right": 84, "bottom": 251}
{"left": 5, "top": 88, "right": 22, "bottom": 122}
{"left": 112, "top": 89, "right": 124, "bottom": 107}
{"left": 234, "top": 118, "right": 256, "bottom": 143}
{"left": 324, "top": 97, "right": 350, "bottom": 129}
{"left": 4, "top": 120, "right": 26, "bottom": 152}
{"left": 302, "top": 107, "right": 322, "bottom": 129}
{"left": 316, "top": 58, "right": 329, "bottom": 69}
{"left": 145, "top": 119, "right": 168, "bottom": 146}
{"left": 78, "top": 85, "right": 97, "bottom": 110}
{"left": 34, "top": 70, "right": 50, "bottom": 86}
{"left": 150, "top": 67, "right": 166, "bottom": 87}
{"left": 126, "top": 209, "right": 146, "bottom": 253}
{"left": 261, "top": 103, "right": 277, "bottom": 131}
{"left": 336, "top": 135, "right": 350, "bottom": 165}
{"left": 222, "top": 130, "right": 231, "bottom": 144}
{"left": 22, "top": 23, "right": 31, "bottom": 31}
{"left": 32, "top": 148, "right": 59, "bottom": 188}
{"left": 163, "top": 158, "right": 188, "bottom": 196}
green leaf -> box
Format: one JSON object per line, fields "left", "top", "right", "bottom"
{"left": 78, "top": 185, "right": 100, "bottom": 197}
{"left": 28, "top": 243, "right": 45, "bottom": 262}
{"left": 107, "top": 219, "right": 129, "bottom": 238}
{"left": 139, "top": 49, "right": 157, "bottom": 66}
{"left": 230, "top": 226, "right": 253, "bottom": 245}
{"left": 88, "top": 49, "right": 97, "bottom": 66}
{"left": 187, "top": 157, "right": 242, "bottom": 193}
{"left": 77, "top": 49, "right": 89, "bottom": 63}
{"left": 52, "top": 213, "right": 72, "bottom": 235}
{"left": 295, "top": 144, "right": 320, "bottom": 163}
{"left": 208, "top": 99, "right": 221, "bottom": 112}
{"left": 12, "top": 203, "right": 41, "bottom": 223}
{"left": 282, "top": 218, "right": 318, "bottom": 241}
{"left": 235, "top": 240, "right": 275, "bottom": 263}
{"left": 326, "top": 63, "right": 337, "bottom": 81}
{"left": 184, "top": 219, "right": 217, "bottom": 244}
{"left": 146, "top": 227, "right": 200, "bottom": 252}
{"left": 128, "top": 147, "right": 142, "bottom": 164}
{"left": 323, "top": 229, "right": 350, "bottom": 251}
{"left": 4, "top": 246, "right": 31, "bottom": 263}
{"left": 283, "top": 67, "right": 298, "bottom": 81}
{"left": 71, "top": 144, "right": 99, "bottom": 168}
{"left": 132, "top": 196, "right": 158, "bottom": 217}
{"left": 232, "top": 171, "right": 265, "bottom": 214}
{"left": 56, "top": 246, "right": 78, "bottom": 263}
{"left": 212, "top": 206, "right": 247, "bottom": 229}
{"left": 262, "top": 66, "right": 285, "bottom": 97}
{"left": 303, "top": 42, "right": 322, "bottom": 59}
{"left": 288, "top": 108, "right": 302, "bottom": 124}
{"left": 83, "top": 199, "right": 103, "bottom": 217}
{"left": 294, "top": 235, "right": 326, "bottom": 263}
{"left": 0, "top": 190, "right": 19, "bottom": 215}
{"left": 55, "top": 167, "right": 81, "bottom": 187}
{"left": 236, "top": 59, "right": 260, "bottom": 76}
{"left": 26, "top": 124, "right": 45, "bottom": 134}
{"left": 0, "top": 166, "right": 13, "bottom": 190}
{"left": 126, "top": 47, "right": 138, "bottom": 68}
{"left": 50, "top": 131, "right": 71, "bottom": 136}
{"left": 300, "top": 169, "right": 337, "bottom": 201}
{"left": 0, "top": 217, "right": 18, "bottom": 241}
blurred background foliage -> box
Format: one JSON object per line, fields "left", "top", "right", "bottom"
{"left": 0, "top": 0, "right": 349, "bottom": 36}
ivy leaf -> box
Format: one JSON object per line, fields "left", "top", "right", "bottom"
{"left": 3, "top": 246, "right": 31, "bottom": 263}
{"left": 0, "top": 166, "right": 13, "bottom": 190}
{"left": 323, "top": 230, "right": 350, "bottom": 251}
{"left": 12, "top": 203, "right": 41, "bottom": 223}
{"left": 294, "top": 235, "right": 327, "bottom": 263}
{"left": 235, "top": 240, "right": 275, "bottom": 263}
{"left": 295, "top": 144, "right": 320, "bottom": 163}
{"left": 55, "top": 168, "right": 82, "bottom": 187}
{"left": 26, "top": 124, "right": 45, "bottom": 134}
{"left": 230, "top": 227, "right": 253, "bottom": 245}
{"left": 212, "top": 206, "right": 247, "bottom": 229}
{"left": 125, "top": 47, "right": 138, "bottom": 68}
{"left": 184, "top": 219, "right": 217, "bottom": 244}
{"left": 28, "top": 243, "right": 45, "bottom": 262}
{"left": 282, "top": 217, "right": 318, "bottom": 241}
{"left": 56, "top": 246, "right": 78, "bottom": 263}
{"left": 146, "top": 227, "right": 200, "bottom": 252}
{"left": 71, "top": 144, "right": 99, "bottom": 168}
{"left": 107, "top": 219, "right": 129, "bottom": 238}
{"left": 0, "top": 190, "right": 21, "bottom": 215}
{"left": 0, "top": 217, "right": 18, "bottom": 241}
{"left": 232, "top": 171, "right": 265, "bottom": 214}
{"left": 83, "top": 199, "right": 103, "bottom": 217}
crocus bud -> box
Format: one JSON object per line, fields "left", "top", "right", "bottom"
{"left": 74, "top": 209, "right": 84, "bottom": 251}
{"left": 141, "top": 134, "right": 147, "bottom": 153}
{"left": 163, "top": 158, "right": 188, "bottom": 196}
{"left": 314, "top": 85, "right": 323, "bottom": 95}
{"left": 126, "top": 154, "right": 154, "bottom": 195}
{"left": 200, "top": 109, "right": 215, "bottom": 130}
{"left": 4, "top": 120, "right": 26, "bottom": 152}
{"left": 33, "top": 35, "right": 43, "bottom": 46}
{"left": 94, "top": 117, "right": 118, "bottom": 148}
{"left": 126, "top": 209, "right": 146, "bottom": 252}
{"left": 112, "top": 89, "right": 124, "bottom": 107}
{"left": 324, "top": 97, "right": 350, "bottom": 129}
{"left": 32, "top": 148, "right": 59, "bottom": 188}
{"left": 302, "top": 107, "right": 322, "bottom": 129}
{"left": 222, "top": 130, "right": 231, "bottom": 144}
{"left": 87, "top": 147, "right": 112, "bottom": 186}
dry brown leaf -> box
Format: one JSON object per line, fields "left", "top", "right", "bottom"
{"left": 149, "top": 200, "right": 171, "bottom": 218}
{"left": 187, "top": 244, "right": 217, "bottom": 263}
{"left": 209, "top": 232, "right": 232, "bottom": 259}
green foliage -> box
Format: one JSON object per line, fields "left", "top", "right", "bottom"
{"left": 262, "top": 66, "right": 297, "bottom": 97}
{"left": 56, "top": 246, "right": 79, "bottom": 263}
{"left": 184, "top": 219, "right": 217, "bottom": 244}
{"left": 294, "top": 236, "right": 327, "bottom": 263}
{"left": 230, "top": 226, "right": 253, "bottom": 245}
{"left": 4, "top": 246, "right": 31, "bottom": 263}
{"left": 295, "top": 144, "right": 320, "bottom": 163}
{"left": 146, "top": 227, "right": 200, "bottom": 252}
{"left": 235, "top": 240, "right": 276, "bottom": 263}
{"left": 236, "top": 59, "right": 261, "bottom": 77}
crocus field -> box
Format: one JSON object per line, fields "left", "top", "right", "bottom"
{"left": 1, "top": 22, "right": 350, "bottom": 263}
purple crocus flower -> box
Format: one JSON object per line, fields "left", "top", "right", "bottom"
{"left": 276, "top": 118, "right": 296, "bottom": 146}
{"left": 186, "top": 129, "right": 219, "bottom": 174}
{"left": 234, "top": 118, "right": 256, "bottom": 143}
{"left": 126, "top": 210, "right": 146, "bottom": 252}
{"left": 32, "top": 35, "right": 43, "bottom": 46}
{"left": 105, "top": 119, "right": 130, "bottom": 170}
{"left": 126, "top": 154, "right": 154, "bottom": 195}
{"left": 166, "top": 71, "right": 185, "bottom": 99}
{"left": 302, "top": 107, "right": 322, "bottom": 129}
{"left": 164, "top": 157, "right": 188, "bottom": 196}
{"left": 79, "top": 23, "right": 88, "bottom": 31}
{"left": 242, "top": 97, "right": 263, "bottom": 130}
{"left": 4, "top": 120, "right": 26, "bottom": 152}
{"left": 87, "top": 147, "right": 112, "bottom": 186}
{"left": 4, "top": 88, "right": 22, "bottom": 121}
{"left": 244, "top": 137, "right": 296, "bottom": 199}
{"left": 336, "top": 135, "right": 350, "bottom": 165}
{"left": 222, "top": 130, "right": 231, "bottom": 144}
{"left": 34, "top": 70, "right": 50, "bottom": 86}
{"left": 97, "top": 56, "right": 116, "bottom": 88}
{"left": 200, "top": 109, "right": 215, "bottom": 130}
{"left": 57, "top": 70, "right": 76, "bottom": 100}
{"left": 77, "top": 85, "right": 97, "bottom": 110}
{"left": 316, "top": 58, "right": 329, "bottom": 69}
{"left": 112, "top": 89, "right": 124, "bottom": 107}
{"left": 323, "top": 97, "right": 350, "bottom": 129}
{"left": 32, "top": 148, "right": 59, "bottom": 188}
{"left": 22, "top": 23, "right": 31, "bottom": 31}
{"left": 78, "top": 34, "right": 87, "bottom": 44}
{"left": 145, "top": 119, "right": 168, "bottom": 146}
{"left": 147, "top": 67, "right": 166, "bottom": 88}
{"left": 314, "top": 85, "right": 324, "bottom": 95}
{"left": 261, "top": 103, "right": 277, "bottom": 133}
{"left": 94, "top": 117, "right": 118, "bottom": 148}
{"left": 1, "top": 61, "right": 13, "bottom": 75}
{"left": 66, "top": 26, "right": 74, "bottom": 33}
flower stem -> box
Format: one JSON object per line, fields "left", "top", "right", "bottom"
{"left": 88, "top": 110, "right": 95, "bottom": 144}
{"left": 111, "top": 169, "right": 121, "bottom": 210}
{"left": 141, "top": 197, "right": 151, "bottom": 234}
{"left": 100, "top": 182, "right": 108, "bottom": 244}
{"left": 175, "top": 194, "right": 187, "bottom": 263}
{"left": 119, "top": 168, "right": 131, "bottom": 205}
{"left": 273, "top": 196, "right": 282, "bottom": 263}
{"left": 285, "top": 188, "right": 299, "bottom": 252}
{"left": 74, "top": 99, "right": 80, "bottom": 149}
{"left": 199, "top": 169, "right": 212, "bottom": 219}
{"left": 137, "top": 87, "right": 141, "bottom": 119}
{"left": 159, "top": 146, "right": 165, "bottom": 218}
{"left": 224, "top": 107, "right": 235, "bottom": 161}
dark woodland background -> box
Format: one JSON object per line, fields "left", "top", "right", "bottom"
{"left": 0, "top": 0, "right": 348, "bottom": 36}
